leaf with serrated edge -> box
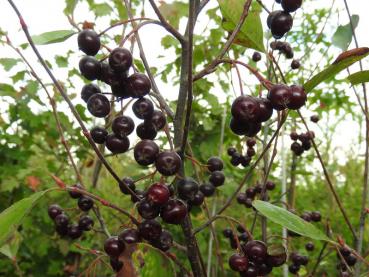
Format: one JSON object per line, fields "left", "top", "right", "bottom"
{"left": 332, "top": 15, "right": 359, "bottom": 51}
{"left": 253, "top": 200, "right": 334, "bottom": 243}
{"left": 303, "top": 47, "right": 369, "bottom": 92}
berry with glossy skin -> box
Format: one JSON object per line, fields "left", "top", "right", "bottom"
{"left": 281, "top": 0, "right": 302, "bottom": 12}
{"left": 78, "top": 196, "right": 94, "bottom": 211}
{"left": 291, "top": 142, "right": 304, "bottom": 156}
{"left": 345, "top": 254, "right": 357, "bottom": 266}
{"left": 266, "top": 252, "right": 287, "bottom": 267}
{"left": 247, "top": 138, "right": 256, "bottom": 147}
{"left": 78, "top": 215, "right": 94, "bottom": 231}
{"left": 54, "top": 213, "right": 69, "bottom": 227}
{"left": 311, "top": 114, "right": 320, "bottom": 123}
{"left": 266, "top": 181, "right": 276, "bottom": 191}
{"left": 90, "top": 126, "right": 108, "bottom": 144}
{"left": 291, "top": 59, "right": 301, "bottom": 70}
{"left": 267, "top": 84, "right": 292, "bottom": 110}
{"left": 119, "top": 177, "right": 136, "bottom": 195}
{"left": 81, "top": 83, "right": 101, "bottom": 103}
{"left": 231, "top": 152, "right": 241, "bottom": 166}
{"left": 132, "top": 98, "right": 154, "bottom": 120}
{"left": 288, "top": 264, "right": 300, "bottom": 274}
{"left": 246, "top": 147, "right": 255, "bottom": 157}
{"left": 199, "top": 183, "right": 216, "bottom": 197}
{"left": 246, "top": 121, "right": 262, "bottom": 137}
{"left": 238, "top": 232, "right": 249, "bottom": 242}
{"left": 240, "top": 265, "right": 258, "bottom": 277}
{"left": 78, "top": 29, "right": 100, "bottom": 56}
{"left": 223, "top": 228, "right": 233, "bottom": 238}
{"left": 270, "top": 11, "right": 293, "bottom": 39}
{"left": 79, "top": 56, "right": 101, "bottom": 80}
{"left": 160, "top": 199, "right": 187, "bottom": 224}
{"left": 119, "top": 228, "right": 141, "bottom": 244}
{"left": 134, "top": 140, "right": 159, "bottom": 166}
{"left": 267, "top": 10, "right": 283, "bottom": 29}
{"left": 209, "top": 171, "right": 225, "bottom": 187}
{"left": 241, "top": 155, "right": 251, "bottom": 167}
{"left": 305, "top": 242, "right": 315, "bottom": 251}
{"left": 147, "top": 183, "right": 170, "bottom": 206}
{"left": 301, "top": 212, "right": 312, "bottom": 222}
{"left": 136, "top": 122, "right": 157, "bottom": 140}
{"left": 246, "top": 187, "right": 256, "bottom": 198}
{"left": 109, "top": 48, "right": 132, "bottom": 73}
{"left": 252, "top": 52, "right": 261, "bottom": 62}
{"left": 104, "top": 236, "right": 125, "bottom": 257}
{"left": 68, "top": 224, "right": 83, "bottom": 239}
{"left": 127, "top": 73, "right": 151, "bottom": 98}
{"left": 207, "top": 156, "right": 224, "bottom": 172}
{"left": 290, "top": 131, "right": 299, "bottom": 141}
{"left": 287, "top": 85, "right": 307, "bottom": 110}
{"left": 99, "top": 63, "right": 123, "bottom": 85}
{"left": 151, "top": 229, "right": 173, "bottom": 252}
{"left": 189, "top": 191, "right": 205, "bottom": 206}
{"left": 112, "top": 116, "right": 135, "bottom": 137}
{"left": 155, "top": 151, "right": 182, "bottom": 176}
{"left": 149, "top": 110, "right": 167, "bottom": 131}
{"left": 242, "top": 240, "right": 267, "bottom": 264}
{"left": 230, "top": 117, "right": 249, "bottom": 136}
{"left": 87, "top": 93, "right": 110, "bottom": 118}
{"left": 177, "top": 177, "right": 199, "bottom": 201}
{"left": 137, "top": 199, "right": 160, "bottom": 219}
{"left": 227, "top": 147, "right": 237, "bottom": 156}
{"left": 237, "top": 193, "right": 247, "bottom": 204}
{"left": 138, "top": 219, "right": 162, "bottom": 240}
{"left": 231, "top": 96, "right": 261, "bottom": 122}
{"left": 111, "top": 79, "right": 130, "bottom": 98}
{"left": 106, "top": 134, "right": 130, "bottom": 154}
{"left": 48, "top": 204, "right": 63, "bottom": 219}
{"left": 229, "top": 253, "right": 248, "bottom": 271}
{"left": 110, "top": 258, "right": 123, "bottom": 272}
{"left": 259, "top": 263, "right": 273, "bottom": 275}
{"left": 311, "top": 211, "right": 322, "bottom": 222}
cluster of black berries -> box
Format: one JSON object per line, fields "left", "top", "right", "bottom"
{"left": 288, "top": 252, "right": 309, "bottom": 274}
{"left": 206, "top": 156, "right": 225, "bottom": 189}
{"left": 237, "top": 181, "right": 275, "bottom": 208}
{"left": 337, "top": 246, "right": 357, "bottom": 276}
{"left": 48, "top": 187, "right": 94, "bottom": 240}
{"left": 223, "top": 225, "right": 249, "bottom": 249}
{"left": 267, "top": 0, "right": 302, "bottom": 39}
{"left": 270, "top": 41, "right": 294, "bottom": 59}
{"left": 290, "top": 130, "right": 314, "bottom": 156}
{"left": 227, "top": 138, "right": 257, "bottom": 168}
{"left": 268, "top": 84, "right": 307, "bottom": 111}
{"left": 230, "top": 96, "right": 273, "bottom": 137}
{"left": 228, "top": 240, "right": 287, "bottom": 276}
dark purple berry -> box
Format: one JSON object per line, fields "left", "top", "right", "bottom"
{"left": 87, "top": 93, "right": 110, "bottom": 118}
{"left": 112, "top": 116, "right": 135, "bottom": 137}
{"left": 78, "top": 196, "right": 94, "bottom": 211}
{"left": 104, "top": 236, "right": 125, "bottom": 257}
{"left": 109, "top": 48, "right": 132, "bottom": 73}
{"left": 106, "top": 134, "right": 130, "bottom": 154}
{"left": 78, "top": 29, "right": 101, "bottom": 56}
{"left": 155, "top": 151, "right": 182, "bottom": 176}
{"left": 48, "top": 204, "right": 63, "bottom": 219}
{"left": 134, "top": 140, "right": 159, "bottom": 166}
{"left": 136, "top": 122, "right": 157, "bottom": 140}
{"left": 90, "top": 126, "right": 108, "bottom": 144}
{"left": 127, "top": 73, "right": 151, "bottom": 98}
{"left": 132, "top": 98, "right": 154, "bottom": 120}
{"left": 160, "top": 199, "right": 187, "bottom": 225}
{"left": 79, "top": 56, "right": 101, "bottom": 81}
{"left": 81, "top": 83, "right": 101, "bottom": 103}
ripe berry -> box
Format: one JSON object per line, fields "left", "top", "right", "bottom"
{"left": 136, "top": 122, "right": 157, "bottom": 140}
{"left": 311, "top": 211, "right": 322, "bottom": 222}
{"left": 267, "top": 10, "right": 283, "bottom": 29}
{"left": 189, "top": 191, "right": 205, "bottom": 206}
{"left": 291, "top": 59, "right": 301, "bottom": 70}
{"left": 246, "top": 147, "right": 255, "bottom": 157}
{"left": 109, "top": 48, "right": 132, "bottom": 73}
{"left": 230, "top": 117, "right": 249, "bottom": 136}
{"left": 254, "top": 184, "right": 263, "bottom": 193}
{"left": 266, "top": 252, "right": 287, "bottom": 267}
{"left": 223, "top": 228, "right": 233, "bottom": 238}
{"left": 199, "top": 183, "right": 216, "bottom": 197}
{"left": 246, "top": 138, "right": 256, "bottom": 148}
{"left": 78, "top": 196, "right": 94, "bottom": 211}
{"left": 55, "top": 225, "right": 68, "bottom": 236}
{"left": 339, "top": 246, "right": 351, "bottom": 257}
{"left": 138, "top": 219, "right": 162, "bottom": 240}
{"left": 310, "top": 115, "right": 320, "bottom": 123}
{"left": 259, "top": 263, "right": 273, "bottom": 275}
{"left": 252, "top": 52, "right": 261, "bottom": 62}
{"left": 132, "top": 98, "right": 154, "bottom": 120}
{"left": 267, "top": 84, "right": 291, "bottom": 110}
{"left": 242, "top": 240, "right": 267, "bottom": 264}
{"left": 99, "top": 63, "right": 122, "bottom": 85}
{"left": 79, "top": 56, "right": 101, "bottom": 80}
{"left": 231, "top": 152, "right": 241, "bottom": 166}
{"left": 231, "top": 96, "right": 261, "bottom": 122}
{"left": 207, "top": 156, "right": 224, "bottom": 172}
{"left": 240, "top": 155, "right": 251, "bottom": 167}
{"left": 68, "top": 184, "right": 83, "bottom": 199}
{"left": 119, "top": 177, "right": 136, "bottom": 195}
{"left": 305, "top": 242, "right": 314, "bottom": 251}
{"left": 302, "top": 141, "right": 311, "bottom": 150}
{"left": 160, "top": 199, "right": 187, "bottom": 224}
{"left": 238, "top": 232, "right": 249, "bottom": 242}
{"left": 110, "top": 258, "right": 123, "bottom": 272}
{"left": 137, "top": 199, "right": 160, "bottom": 219}
{"left": 246, "top": 122, "right": 262, "bottom": 137}
{"left": 54, "top": 213, "right": 69, "bottom": 227}
{"left": 291, "top": 142, "right": 303, "bottom": 156}
{"left": 281, "top": 0, "right": 302, "bottom": 13}
{"left": 112, "top": 116, "right": 135, "bottom": 137}
{"left": 131, "top": 189, "right": 145, "bottom": 203}
{"left": 237, "top": 193, "right": 247, "bottom": 204}
{"left": 270, "top": 11, "right": 293, "bottom": 39}
{"left": 227, "top": 147, "right": 237, "bottom": 156}
{"left": 240, "top": 265, "right": 258, "bottom": 277}
{"left": 301, "top": 212, "right": 312, "bottom": 222}
{"left": 68, "top": 224, "right": 83, "bottom": 239}
{"left": 244, "top": 198, "right": 253, "bottom": 208}
{"left": 48, "top": 204, "right": 63, "bottom": 219}
{"left": 345, "top": 254, "right": 357, "bottom": 266}
{"left": 155, "top": 151, "right": 182, "bottom": 176}
{"left": 127, "top": 73, "right": 151, "bottom": 98}
{"left": 151, "top": 229, "right": 173, "bottom": 252}
{"left": 266, "top": 181, "right": 276, "bottom": 191}
{"left": 147, "top": 183, "right": 170, "bottom": 206}
{"left": 134, "top": 140, "right": 159, "bottom": 166}
{"left": 290, "top": 131, "right": 298, "bottom": 141}
{"left": 106, "top": 134, "right": 130, "bottom": 154}
{"left": 87, "top": 93, "right": 110, "bottom": 118}
{"left": 78, "top": 215, "right": 94, "bottom": 231}
{"left": 119, "top": 228, "right": 141, "bottom": 244}
{"left": 90, "top": 126, "right": 108, "bottom": 144}
{"left": 149, "top": 110, "right": 167, "bottom": 131}
{"left": 81, "top": 83, "right": 101, "bottom": 103}
{"left": 111, "top": 79, "right": 130, "bottom": 98}
{"left": 287, "top": 85, "right": 307, "bottom": 110}
{"left": 246, "top": 187, "right": 256, "bottom": 198}
{"left": 288, "top": 264, "right": 300, "bottom": 274}
{"left": 209, "top": 171, "right": 225, "bottom": 187}
{"left": 104, "top": 236, "right": 125, "bottom": 257}
{"left": 228, "top": 253, "right": 248, "bottom": 271}
{"left": 177, "top": 177, "right": 199, "bottom": 201}
{"left": 78, "top": 29, "right": 100, "bottom": 56}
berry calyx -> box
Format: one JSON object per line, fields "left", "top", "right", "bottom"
{"left": 132, "top": 98, "right": 154, "bottom": 120}
{"left": 155, "top": 151, "right": 182, "bottom": 176}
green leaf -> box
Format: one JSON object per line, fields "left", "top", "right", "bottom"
{"left": 64, "top": 0, "right": 79, "bottom": 15}
{"left": 332, "top": 15, "right": 359, "bottom": 51}
{"left": 158, "top": 1, "right": 187, "bottom": 29}
{"left": 32, "top": 30, "right": 76, "bottom": 45}
{"left": 55, "top": 56, "right": 68, "bottom": 68}
{"left": 0, "top": 58, "right": 20, "bottom": 71}
{"left": 346, "top": 70, "right": 369, "bottom": 86}
{"left": 0, "top": 83, "right": 16, "bottom": 97}
{"left": 303, "top": 47, "right": 369, "bottom": 92}
{"left": 0, "top": 232, "right": 21, "bottom": 259}
{"left": 0, "top": 190, "right": 52, "bottom": 247}
{"left": 217, "top": 0, "right": 264, "bottom": 52}
{"left": 91, "top": 3, "right": 113, "bottom": 17}
{"left": 253, "top": 200, "right": 333, "bottom": 242}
